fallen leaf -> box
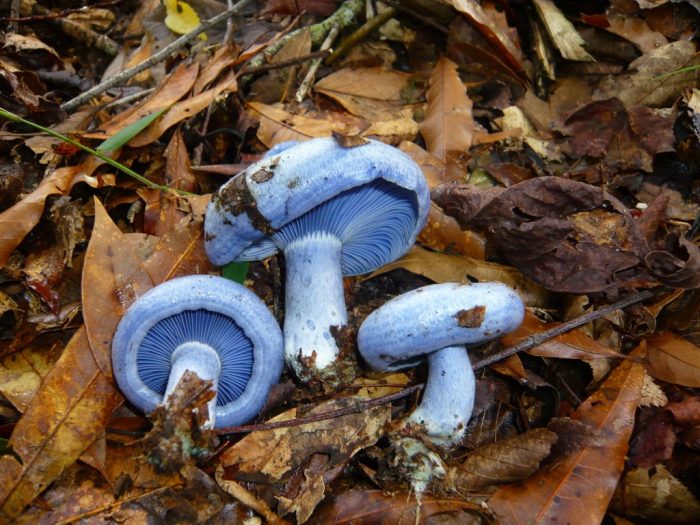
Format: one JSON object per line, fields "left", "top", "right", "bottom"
{"left": 646, "top": 332, "right": 700, "bottom": 387}
{"left": 611, "top": 464, "right": 700, "bottom": 524}
{"left": 164, "top": 0, "right": 201, "bottom": 36}
{"left": 371, "top": 245, "right": 551, "bottom": 308}
{"left": 309, "top": 489, "right": 481, "bottom": 525}
{"left": 488, "top": 343, "right": 645, "bottom": 525}
{"left": 502, "top": 310, "right": 626, "bottom": 361}
{"left": 0, "top": 155, "right": 106, "bottom": 268}
{"left": 532, "top": 0, "right": 594, "bottom": 61}
{"left": 419, "top": 57, "right": 473, "bottom": 159}
{"left": 446, "top": 428, "right": 558, "bottom": 491}
{"left": 417, "top": 203, "right": 486, "bottom": 259}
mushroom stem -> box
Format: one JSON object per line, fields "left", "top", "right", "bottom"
{"left": 406, "top": 345, "right": 475, "bottom": 444}
{"left": 283, "top": 233, "right": 347, "bottom": 380}
{"left": 164, "top": 342, "right": 222, "bottom": 427}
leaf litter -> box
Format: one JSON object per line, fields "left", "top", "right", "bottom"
{"left": 0, "top": 0, "right": 698, "bottom": 523}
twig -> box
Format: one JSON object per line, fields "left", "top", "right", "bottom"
{"left": 216, "top": 477, "right": 289, "bottom": 525}
{"left": 295, "top": 24, "right": 339, "bottom": 102}
{"left": 240, "top": 49, "right": 330, "bottom": 76}
{"left": 216, "top": 383, "right": 423, "bottom": 437}
{"left": 2, "top": 0, "right": 124, "bottom": 22}
{"left": 472, "top": 287, "right": 664, "bottom": 370}
{"left": 60, "top": 0, "right": 254, "bottom": 112}
{"left": 325, "top": 7, "right": 396, "bottom": 65}
{"left": 243, "top": 0, "right": 363, "bottom": 74}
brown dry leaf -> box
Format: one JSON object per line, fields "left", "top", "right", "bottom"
{"left": 309, "top": 489, "right": 480, "bottom": 524}
{"left": 611, "top": 464, "right": 700, "bottom": 524}
{"left": 82, "top": 63, "right": 199, "bottom": 139}
{"left": 605, "top": 14, "right": 668, "bottom": 53}
{"left": 0, "top": 155, "right": 107, "bottom": 267}
{"left": 140, "top": 130, "right": 197, "bottom": 237}
{"left": 417, "top": 203, "right": 486, "bottom": 259}
{"left": 193, "top": 44, "right": 239, "bottom": 95}
{"left": 371, "top": 245, "right": 551, "bottom": 308}
{"left": 249, "top": 101, "right": 368, "bottom": 147}
{"left": 0, "top": 329, "right": 123, "bottom": 521}
{"left": 446, "top": 428, "right": 558, "bottom": 491}
{"left": 488, "top": 344, "right": 645, "bottom": 525}
{"left": 130, "top": 71, "right": 238, "bottom": 147}
{"left": 419, "top": 57, "right": 473, "bottom": 159}
{"left": 443, "top": 0, "right": 526, "bottom": 79}
{"left": 399, "top": 141, "right": 467, "bottom": 188}
{"left": 0, "top": 338, "right": 64, "bottom": 412}
{"left": 646, "top": 331, "right": 700, "bottom": 387}
{"left": 502, "top": 310, "right": 625, "bottom": 360}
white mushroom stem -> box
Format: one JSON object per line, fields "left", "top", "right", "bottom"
{"left": 164, "top": 342, "right": 222, "bottom": 428}
{"left": 406, "top": 346, "right": 475, "bottom": 445}
{"left": 283, "top": 233, "right": 348, "bottom": 379}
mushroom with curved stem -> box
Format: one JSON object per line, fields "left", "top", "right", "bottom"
{"left": 205, "top": 136, "right": 430, "bottom": 386}
{"left": 112, "top": 275, "right": 284, "bottom": 429}
{"left": 357, "top": 282, "right": 525, "bottom": 446}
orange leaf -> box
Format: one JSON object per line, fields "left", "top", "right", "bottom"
{"left": 646, "top": 332, "right": 700, "bottom": 387}
{"left": 419, "top": 57, "right": 473, "bottom": 159}
{"left": 488, "top": 343, "right": 645, "bottom": 525}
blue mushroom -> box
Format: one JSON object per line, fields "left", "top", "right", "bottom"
{"left": 205, "top": 137, "right": 430, "bottom": 385}
{"left": 358, "top": 282, "right": 525, "bottom": 445}
{"left": 112, "top": 275, "right": 284, "bottom": 429}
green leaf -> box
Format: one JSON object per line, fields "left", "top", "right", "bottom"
{"left": 97, "top": 108, "right": 168, "bottom": 152}
{"left": 222, "top": 261, "right": 249, "bottom": 284}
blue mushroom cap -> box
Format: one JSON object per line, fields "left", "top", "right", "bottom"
{"left": 205, "top": 137, "right": 430, "bottom": 275}
{"left": 112, "top": 275, "right": 284, "bottom": 428}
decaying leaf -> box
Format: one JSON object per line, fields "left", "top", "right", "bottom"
{"left": 488, "top": 344, "right": 645, "bottom": 524}
{"left": 445, "top": 427, "right": 558, "bottom": 491}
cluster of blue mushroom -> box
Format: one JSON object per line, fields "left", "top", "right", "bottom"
{"left": 111, "top": 136, "right": 525, "bottom": 447}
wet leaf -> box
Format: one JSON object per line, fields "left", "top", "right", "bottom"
{"left": 646, "top": 332, "right": 700, "bottom": 387}
{"left": 419, "top": 57, "right": 473, "bottom": 159}
{"left": 488, "top": 344, "right": 645, "bottom": 525}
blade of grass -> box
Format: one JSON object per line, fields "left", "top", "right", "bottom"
{"left": 97, "top": 108, "right": 168, "bottom": 152}
{"left": 222, "top": 261, "right": 249, "bottom": 284}
{"left": 0, "top": 107, "right": 194, "bottom": 196}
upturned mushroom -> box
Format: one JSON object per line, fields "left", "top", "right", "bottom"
{"left": 205, "top": 137, "right": 429, "bottom": 385}
{"left": 112, "top": 275, "right": 284, "bottom": 429}
{"left": 357, "top": 282, "right": 525, "bottom": 445}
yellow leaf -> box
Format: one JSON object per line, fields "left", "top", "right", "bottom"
{"left": 163, "top": 0, "right": 205, "bottom": 39}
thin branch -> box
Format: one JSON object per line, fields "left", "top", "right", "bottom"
{"left": 216, "top": 383, "right": 423, "bottom": 437}
{"left": 240, "top": 49, "right": 330, "bottom": 76}
{"left": 472, "top": 287, "right": 664, "bottom": 370}
{"left": 60, "top": 0, "right": 254, "bottom": 112}
{"left": 325, "top": 6, "right": 397, "bottom": 65}
{"left": 295, "top": 24, "right": 339, "bottom": 102}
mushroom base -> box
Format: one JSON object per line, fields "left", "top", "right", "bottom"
{"left": 165, "top": 342, "right": 221, "bottom": 428}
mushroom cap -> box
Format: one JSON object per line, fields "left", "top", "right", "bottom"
{"left": 112, "top": 275, "right": 284, "bottom": 428}
{"left": 357, "top": 282, "right": 524, "bottom": 371}
{"left": 205, "top": 137, "right": 430, "bottom": 274}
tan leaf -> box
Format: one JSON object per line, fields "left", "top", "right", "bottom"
{"left": 446, "top": 428, "right": 558, "bottom": 491}
{"left": 417, "top": 202, "right": 486, "bottom": 259}
{"left": 370, "top": 245, "right": 550, "bottom": 308}
{"left": 646, "top": 331, "right": 700, "bottom": 387}
{"left": 0, "top": 155, "right": 105, "bottom": 267}
{"left": 532, "top": 0, "right": 594, "bottom": 61}
{"left": 488, "top": 344, "right": 645, "bottom": 525}
{"left": 248, "top": 101, "right": 368, "bottom": 147}
{"left": 81, "top": 63, "right": 199, "bottom": 139}
{"left": 419, "top": 57, "right": 473, "bottom": 159}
